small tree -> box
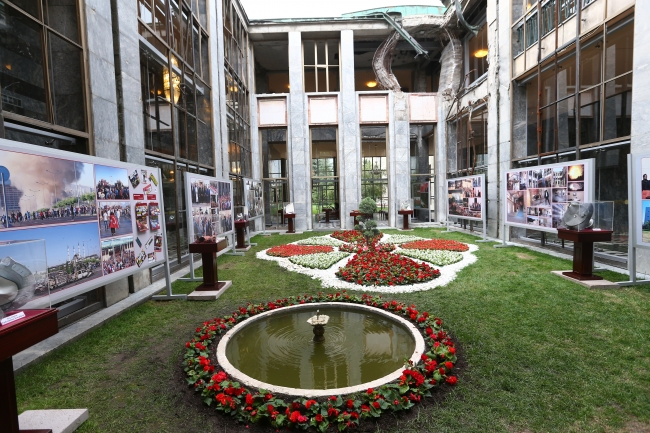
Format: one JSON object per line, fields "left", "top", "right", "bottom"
{"left": 355, "top": 197, "right": 379, "bottom": 243}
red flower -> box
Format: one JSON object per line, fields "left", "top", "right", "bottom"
{"left": 367, "top": 388, "right": 374, "bottom": 394}
{"left": 267, "top": 244, "right": 333, "bottom": 257}
{"left": 401, "top": 239, "right": 469, "bottom": 252}
{"left": 372, "top": 401, "right": 380, "bottom": 409}
{"left": 214, "top": 371, "right": 227, "bottom": 383}
{"left": 445, "top": 361, "right": 454, "bottom": 370}
{"left": 246, "top": 393, "right": 254, "bottom": 405}
{"left": 315, "top": 414, "right": 324, "bottom": 422}
{"left": 327, "top": 407, "right": 339, "bottom": 417}
{"left": 361, "top": 404, "right": 371, "bottom": 413}
{"left": 305, "top": 399, "right": 317, "bottom": 409}
{"left": 446, "top": 376, "right": 458, "bottom": 385}
{"left": 346, "top": 399, "right": 355, "bottom": 409}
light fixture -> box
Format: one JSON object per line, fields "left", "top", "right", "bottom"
{"left": 366, "top": 80, "right": 378, "bottom": 88}
{"left": 4, "top": 64, "right": 11, "bottom": 71}
{"left": 163, "top": 57, "right": 181, "bottom": 104}
{"left": 474, "top": 48, "right": 488, "bottom": 58}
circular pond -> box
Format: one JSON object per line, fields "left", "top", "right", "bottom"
{"left": 216, "top": 302, "right": 425, "bottom": 397}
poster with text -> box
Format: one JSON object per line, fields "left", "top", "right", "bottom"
{"left": 446, "top": 174, "right": 484, "bottom": 221}
{"left": 0, "top": 139, "right": 167, "bottom": 306}
{"left": 504, "top": 159, "right": 594, "bottom": 233}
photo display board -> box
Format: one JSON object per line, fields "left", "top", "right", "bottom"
{"left": 446, "top": 174, "right": 484, "bottom": 221}
{"left": 633, "top": 154, "right": 650, "bottom": 248}
{"left": 243, "top": 179, "right": 264, "bottom": 220}
{"left": 504, "top": 159, "right": 594, "bottom": 233}
{"left": 185, "top": 173, "right": 233, "bottom": 242}
{"left": 0, "top": 138, "right": 167, "bottom": 307}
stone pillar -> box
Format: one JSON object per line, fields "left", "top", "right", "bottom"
{"left": 288, "top": 31, "right": 310, "bottom": 231}
{"left": 84, "top": 0, "right": 120, "bottom": 160}
{"left": 339, "top": 30, "right": 361, "bottom": 229}
{"left": 214, "top": 0, "right": 228, "bottom": 179}
{"left": 110, "top": 0, "right": 145, "bottom": 164}
{"left": 486, "top": 0, "right": 512, "bottom": 239}
{"left": 436, "top": 38, "right": 462, "bottom": 223}
{"left": 391, "top": 92, "right": 410, "bottom": 227}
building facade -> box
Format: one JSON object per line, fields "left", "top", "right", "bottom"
{"left": 0, "top": 0, "right": 645, "bottom": 318}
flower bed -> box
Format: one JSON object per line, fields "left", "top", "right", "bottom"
{"left": 336, "top": 250, "right": 440, "bottom": 286}
{"left": 398, "top": 249, "right": 464, "bottom": 266}
{"left": 295, "top": 236, "right": 345, "bottom": 247}
{"left": 289, "top": 252, "right": 350, "bottom": 269}
{"left": 401, "top": 239, "right": 470, "bottom": 252}
{"left": 184, "top": 293, "right": 458, "bottom": 432}
{"left": 331, "top": 230, "right": 365, "bottom": 243}
{"left": 267, "top": 244, "right": 334, "bottom": 257}
{"left": 379, "top": 234, "right": 425, "bottom": 245}
{"left": 339, "top": 242, "right": 395, "bottom": 253}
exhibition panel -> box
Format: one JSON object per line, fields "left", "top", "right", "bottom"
{"left": 446, "top": 174, "right": 484, "bottom": 222}
{"left": 243, "top": 178, "right": 264, "bottom": 221}
{"left": 185, "top": 172, "right": 234, "bottom": 243}
{"left": 0, "top": 139, "right": 168, "bottom": 307}
{"left": 634, "top": 154, "right": 650, "bottom": 248}
{"left": 504, "top": 159, "right": 595, "bottom": 233}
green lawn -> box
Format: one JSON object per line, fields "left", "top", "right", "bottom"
{"left": 15, "top": 228, "right": 650, "bottom": 432}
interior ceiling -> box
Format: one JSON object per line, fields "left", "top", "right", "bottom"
{"left": 253, "top": 40, "right": 290, "bottom": 71}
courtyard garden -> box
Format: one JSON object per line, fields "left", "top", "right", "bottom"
{"left": 14, "top": 228, "right": 650, "bottom": 433}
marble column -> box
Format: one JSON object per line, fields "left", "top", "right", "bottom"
{"left": 339, "top": 30, "right": 361, "bottom": 229}
{"left": 110, "top": 0, "right": 145, "bottom": 165}
{"left": 435, "top": 38, "right": 462, "bottom": 224}
{"left": 288, "top": 31, "right": 310, "bottom": 231}
{"left": 84, "top": 0, "right": 120, "bottom": 160}
{"left": 211, "top": 0, "right": 226, "bottom": 178}
{"left": 392, "top": 92, "right": 410, "bottom": 228}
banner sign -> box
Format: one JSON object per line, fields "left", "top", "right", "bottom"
{"left": 0, "top": 138, "right": 168, "bottom": 306}
{"left": 185, "top": 173, "right": 233, "bottom": 243}
{"left": 503, "top": 159, "right": 595, "bottom": 233}
{"left": 446, "top": 174, "right": 484, "bottom": 222}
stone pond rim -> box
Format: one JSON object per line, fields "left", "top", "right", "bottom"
{"left": 216, "top": 302, "right": 426, "bottom": 398}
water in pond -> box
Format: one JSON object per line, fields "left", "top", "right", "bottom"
{"left": 225, "top": 306, "right": 416, "bottom": 390}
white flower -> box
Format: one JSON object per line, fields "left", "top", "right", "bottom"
{"left": 295, "top": 236, "right": 345, "bottom": 247}
{"left": 379, "top": 234, "right": 426, "bottom": 245}
{"left": 288, "top": 252, "right": 350, "bottom": 269}
{"left": 397, "top": 248, "right": 463, "bottom": 266}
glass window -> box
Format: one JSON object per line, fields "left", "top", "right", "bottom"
{"left": 467, "top": 24, "right": 488, "bottom": 83}
{"left": 47, "top": 31, "right": 85, "bottom": 131}
{"left": 513, "top": 22, "right": 525, "bottom": 57}
{"left": 0, "top": 3, "right": 47, "bottom": 122}
{"left": 541, "top": 0, "right": 555, "bottom": 36}
{"left": 303, "top": 39, "right": 339, "bottom": 92}
{"left": 541, "top": 65, "right": 556, "bottom": 106}
{"left": 580, "top": 36, "right": 602, "bottom": 89}
{"left": 603, "top": 74, "right": 632, "bottom": 140}
{"left": 45, "top": 0, "right": 79, "bottom": 43}
{"left": 559, "top": 0, "right": 575, "bottom": 22}
{"left": 361, "top": 127, "right": 388, "bottom": 217}
{"left": 579, "top": 86, "right": 600, "bottom": 145}
{"left": 557, "top": 51, "right": 576, "bottom": 99}
{"left": 605, "top": 19, "right": 634, "bottom": 81}
{"left": 526, "top": 12, "right": 539, "bottom": 48}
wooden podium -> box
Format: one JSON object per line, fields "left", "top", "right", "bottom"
{"left": 398, "top": 209, "right": 413, "bottom": 230}
{"left": 234, "top": 220, "right": 248, "bottom": 249}
{"left": 0, "top": 308, "right": 59, "bottom": 433}
{"left": 284, "top": 213, "right": 296, "bottom": 233}
{"left": 557, "top": 228, "right": 613, "bottom": 280}
{"left": 188, "top": 239, "right": 229, "bottom": 291}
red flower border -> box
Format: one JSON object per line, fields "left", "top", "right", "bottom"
{"left": 401, "top": 239, "right": 470, "bottom": 252}
{"left": 267, "top": 244, "right": 334, "bottom": 257}
{"left": 184, "top": 292, "right": 458, "bottom": 432}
